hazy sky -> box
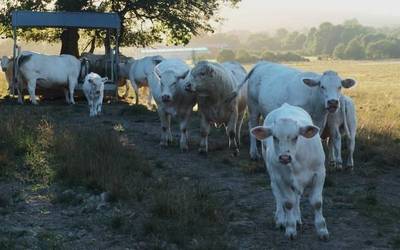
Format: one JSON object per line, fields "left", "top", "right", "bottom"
{"left": 219, "top": 0, "right": 400, "bottom": 32}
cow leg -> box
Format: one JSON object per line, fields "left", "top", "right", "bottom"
{"left": 271, "top": 179, "right": 285, "bottom": 229}
{"left": 309, "top": 172, "right": 329, "bottom": 240}
{"left": 17, "top": 87, "right": 23, "bottom": 104}
{"left": 123, "top": 82, "right": 130, "bottom": 99}
{"left": 147, "top": 89, "right": 153, "bottom": 107}
{"left": 131, "top": 81, "right": 139, "bottom": 105}
{"left": 88, "top": 99, "right": 95, "bottom": 117}
{"left": 346, "top": 134, "right": 356, "bottom": 169}
{"left": 227, "top": 110, "right": 239, "bottom": 156}
{"left": 179, "top": 110, "right": 191, "bottom": 152}
{"left": 63, "top": 88, "right": 70, "bottom": 104}
{"left": 68, "top": 77, "right": 77, "bottom": 105}
{"left": 282, "top": 190, "right": 298, "bottom": 240}
{"left": 158, "top": 109, "right": 170, "bottom": 147}
{"left": 27, "top": 79, "right": 38, "bottom": 105}
{"left": 332, "top": 127, "right": 343, "bottom": 170}
{"left": 166, "top": 114, "right": 173, "bottom": 143}
{"left": 327, "top": 137, "right": 335, "bottom": 167}
{"left": 294, "top": 194, "right": 302, "bottom": 227}
{"left": 199, "top": 114, "right": 210, "bottom": 155}
{"left": 249, "top": 111, "right": 261, "bottom": 160}
{"left": 236, "top": 110, "right": 245, "bottom": 146}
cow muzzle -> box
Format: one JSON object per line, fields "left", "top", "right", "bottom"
{"left": 279, "top": 154, "right": 292, "bottom": 165}
{"left": 161, "top": 94, "right": 172, "bottom": 103}
{"left": 327, "top": 99, "right": 339, "bottom": 113}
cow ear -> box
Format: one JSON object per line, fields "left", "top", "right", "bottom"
{"left": 341, "top": 78, "right": 356, "bottom": 88}
{"left": 302, "top": 78, "right": 320, "bottom": 87}
{"left": 251, "top": 126, "right": 273, "bottom": 141}
{"left": 101, "top": 77, "right": 108, "bottom": 82}
{"left": 299, "top": 125, "right": 319, "bottom": 139}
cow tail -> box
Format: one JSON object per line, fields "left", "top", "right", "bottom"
{"left": 342, "top": 97, "right": 350, "bottom": 138}
{"left": 224, "top": 62, "right": 259, "bottom": 103}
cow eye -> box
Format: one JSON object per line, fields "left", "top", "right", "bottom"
{"left": 293, "top": 136, "right": 298, "bottom": 141}
{"left": 273, "top": 136, "right": 279, "bottom": 142}
{"left": 321, "top": 86, "right": 325, "bottom": 90}
{"left": 338, "top": 86, "right": 342, "bottom": 90}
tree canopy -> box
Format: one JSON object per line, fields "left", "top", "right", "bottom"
{"left": 0, "top": 0, "right": 240, "bottom": 52}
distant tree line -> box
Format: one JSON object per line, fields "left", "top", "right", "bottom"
{"left": 191, "top": 19, "right": 400, "bottom": 62}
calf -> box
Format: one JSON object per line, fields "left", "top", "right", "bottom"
{"left": 245, "top": 61, "right": 356, "bottom": 160}
{"left": 251, "top": 103, "right": 329, "bottom": 240}
{"left": 17, "top": 52, "right": 81, "bottom": 105}
{"left": 324, "top": 95, "right": 357, "bottom": 169}
{"left": 185, "top": 61, "right": 247, "bottom": 155}
{"left": 83, "top": 72, "right": 108, "bottom": 117}
{"left": 128, "top": 55, "right": 164, "bottom": 105}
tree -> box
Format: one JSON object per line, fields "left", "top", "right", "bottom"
{"left": 333, "top": 43, "right": 346, "bottom": 59}
{"left": 0, "top": 0, "right": 240, "bottom": 56}
{"left": 217, "top": 49, "right": 235, "bottom": 62}
{"left": 344, "top": 38, "right": 365, "bottom": 59}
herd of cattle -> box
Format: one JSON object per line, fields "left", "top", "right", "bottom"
{"left": 0, "top": 51, "right": 358, "bottom": 241}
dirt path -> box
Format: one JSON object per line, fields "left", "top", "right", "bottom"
{"left": 1, "top": 103, "right": 399, "bottom": 249}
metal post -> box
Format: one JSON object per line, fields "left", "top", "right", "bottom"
{"left": 107, "top": 29, "right": 113, "bottom": 82}
{"left": 115, "top": 29, "right": 120, "bottom": 84}
{"left": 12, "top": 27, "right": 17, "bottom": 97}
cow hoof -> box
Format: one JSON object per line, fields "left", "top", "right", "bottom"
{"left": 345, "top": 164, "right": 354, "bottom": 170}
{"left": 285, "top": 231, "right": 297, "bottom": 240}
{"left": 335, "top": 164, "right": 343, "bottom": 171}
{"left": 159, "top": 141, "right": 168, "bottom": 147}
{"left": 250, "top": 152, "right": 261, "bottom": 161}
{"left": 198, "top": 149, "right": 208, "bottom": 156}
{"left": 329, "top": 161, "right": 336, "bottom": 167}
{"left": 180, "top": 146, "right": 189, "bottom": 153}
{"left": 232, "top": 148, "right": 239, "bottom": 157}
{"left": 318, "top": 232, "right": 329, "bottom": 241}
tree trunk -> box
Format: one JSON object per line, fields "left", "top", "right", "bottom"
{"left": 60, "top": 28, "right": 80, "bottom": 57}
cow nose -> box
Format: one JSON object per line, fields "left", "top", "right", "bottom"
{"left": 279, "top": 155, "right": 292, "bottom": 165}
{"left": 327, "top": 99, "right": 339, "bottom": 112}
{"left": 162, "top": 95, "right": 171, "bottom": 102}
{"left": 327, "top": 99, "right": 339, "bottom": 107}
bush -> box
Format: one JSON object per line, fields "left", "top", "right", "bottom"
{"left": 344, "top": 38, "right": 366, "bottom": 59}
{"left": 260, "top": 51, "right": 278, "bottom": 62}
{"left": 276, "top": 52, "right": 308, "bottom": 62}
{"left": 333, "top": 43, "right": 346, "bottom": 59}
{"left": 235, "top": 50, "right": 259, "bottom": 63}
{"left": 216, "top": 49, "right": 235, "bottom": 62}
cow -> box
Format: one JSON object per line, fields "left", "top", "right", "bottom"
{"left": 80, "top": 52, "right": 132, "bottom": 99}
{"left": 128, "top": 55, "right": 164, "bottom": 105}
{"left": 245, "top": 61, "right": 356, "bottom": 160}
{"left": 251, "top": 103, "right": 329, "bottom": 241}
{"left": 323, "top": 95, "right": 357, "bottom": 170}
{"left": 153, "top": 59, "right": 195, "bottom": 150}
{"left": 16, "top": 52, "right": 81, "bottom": 105}
{"left": 117, "top": 58, "right": 135, "bottom": 99}
{"left": 184, "top": 61, "right": 247, "bottom": 156}
{"left": 83, "top": 72, "right": 108, "bottom": 117}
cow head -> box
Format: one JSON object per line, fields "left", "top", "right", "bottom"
{"left": 184, "top": 61, "right": 215, "bottom": 95}
{"left": 1, "top": 56, "right": 10, "bottom": 72}
{"left": 251, "top": 118, "right": 319, "bottom": 165}
{"left": 155, "top": 67, "right": 189, "bottom": 104}
{"left": 302, "top": 71, "right": 356, "bottom": 113}
{"left": 88, "top": 74, "right": 108, "bottom": 95}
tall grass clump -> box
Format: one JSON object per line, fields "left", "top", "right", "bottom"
{"left": 0, "top": 108, "right": 54, "bottom": 183}
{"left": 53, "top": 127, "right": 152, "bottom": 199}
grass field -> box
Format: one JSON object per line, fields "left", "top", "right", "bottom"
{"left": 0, "top": 60, "right": 399, "bottom": 249}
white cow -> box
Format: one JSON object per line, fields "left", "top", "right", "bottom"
{"left": 117, "top": 58, "right": 135, "bottom": 99}
{"left": 246, "top": 61, "right": 356, "bottom": 160}
{"left": 83, "top": 72, "right": 108, "bottom": 117}
{"left": 184, "top": 61, "right": 247, "bottom": 156}
{"left": 153, "top": 59, "right": 195, "bottom": 150}
{"left": 128, "top": 55, "right": 164, "bottom": 105}
{"left": 251, "top": 103, "right": 329, "bottom": 240}
{"left": 16, "top": 52, "right": 81, "bottom": 105}
{"left": 324, "top": 95, "right": 357, "bottom": 169}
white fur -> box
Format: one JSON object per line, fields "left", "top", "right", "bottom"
{"left": 185, "top": 61, "right": 247, "bottom": 155}
{"left": 152, "top": 59, "right": 195, "bottom": 151}
{"left": 17, "top": 51, "right": 81, "bottom": 105}
{"left": 247, "top": 61, "right": 356, "bottom": 160}
{"left": 82, "top": 72, "right": 107, "bottom": 117}
{"left": 251, "top": 103, "right": 329, "bottom": 240}
{"left": 128, "top": 56, "right": 164, "bottom": 105}
{"left": 325, "top": 95, "right": 357, "bottom": 169}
